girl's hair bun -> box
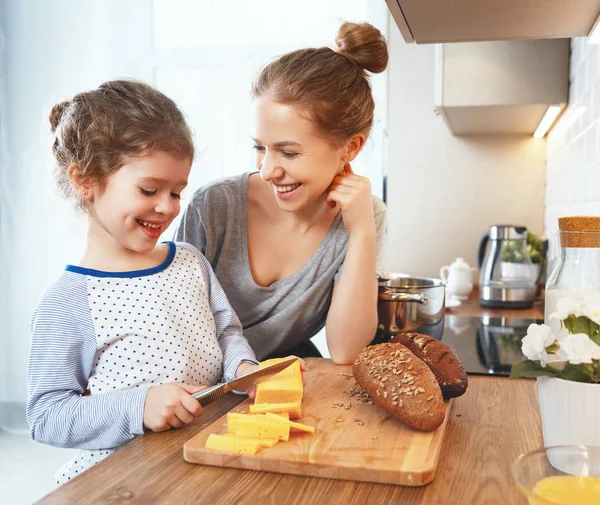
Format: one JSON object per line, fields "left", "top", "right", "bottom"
{"left": 49, "top": 100, "right": 70, "bottom": 133}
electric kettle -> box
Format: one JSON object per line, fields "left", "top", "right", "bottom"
{"left": 477, "top": 225, "right": 537, "bottom": 309}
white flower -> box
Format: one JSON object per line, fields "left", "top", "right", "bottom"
{"left": 581, "top": 294, "right": 600, "bottom": 326}
{"left": 549, "top": 296, "right": 583, "bottom": 320}
{"left": 558, "top": 333, "right": 600, "bottom": 364}
{"left": 521, "top": 324, "right": 557, "bottom": 366}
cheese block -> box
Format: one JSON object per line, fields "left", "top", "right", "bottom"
{"left": 205, "top": 433, "right": 260, "bottom": 455}
{"left": 255, "top": 358, "right": 303, "bottom": 405}
{"left": 249, "top": 402, "right": 301, "bottom": 419}
{"left": 265, "top": 412, "right": 316, "bottom": 434}
{"left": 227, "top": 413, "right": 290, "bottom": 441}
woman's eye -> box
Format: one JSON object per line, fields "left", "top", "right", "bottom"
{"left": 282, "top": 151, "right": 299, "bottom": 159}
{"left": 253, "top": 145, "right": 265, "bottom": 153}
{"left": 171, "top": 193, "right": 181, "bottom": 199}
{"left": 140, "top": 189, "right": 157, "bottom": 196}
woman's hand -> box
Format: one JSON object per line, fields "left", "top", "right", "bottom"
{"left": 143, "top": 382, "right": 205, "bottom": 432}
{"left": 237, "top": 357, "right": 308, "bottom": 399}
{"left": 326, "top": 164, "right": 376, "bottom": 238}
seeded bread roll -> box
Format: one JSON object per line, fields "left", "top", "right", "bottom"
{"left": 390, "top": 333, "right": 468, "bottom": 399}
{"left": 352, "top": 343, "right": 445, "bottom": 432}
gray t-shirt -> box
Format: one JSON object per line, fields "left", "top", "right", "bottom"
{"left": 175, "top": 172, "right": 387, "bottom": 360}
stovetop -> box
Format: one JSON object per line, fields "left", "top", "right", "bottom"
{"left": 440, "top": 315, "right": 543, "bottom": 377}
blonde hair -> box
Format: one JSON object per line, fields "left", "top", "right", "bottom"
{"left": 49, "top": 79, "right": 194, "bottom": 209}
{"left": 252, "top": 22, "right": 388, "bottom": 147}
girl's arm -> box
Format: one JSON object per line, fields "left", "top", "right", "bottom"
{"left": 325, "top": 171, "right": 388, "bottom": 364}
{"left": 196, "top": 252, "right": 259, "bottom": 381}
{"left": 27, "top": 280, "right": 148, "bottom": 449}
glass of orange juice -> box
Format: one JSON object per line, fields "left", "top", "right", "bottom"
{"left": 512, "top": 446, "right": 600, "bottom": 505}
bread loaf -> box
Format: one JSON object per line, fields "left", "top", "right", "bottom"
{"left": 352, "top": 343, "right": 445, "bottom": 432}
{"left": 391, "top": 333, "right": 468, "bottom": 400}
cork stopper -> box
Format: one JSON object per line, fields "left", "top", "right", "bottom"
{"left": 559, "top": 216, "right": 600, "bottom": 248}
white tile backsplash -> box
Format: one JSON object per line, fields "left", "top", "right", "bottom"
{"left": 546, "top": 37, "right": 600, "bottom": 234}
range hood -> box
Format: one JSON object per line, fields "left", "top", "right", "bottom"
{"left": 385, "top": 0, "right": 600, "bottom": 44}
{"left": 434, "top": 39, "right": 569, "bottom": 136}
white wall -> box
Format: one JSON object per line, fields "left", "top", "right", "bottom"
{"left": 386, "top": 21, "right": 547, "bottom": 279}
{"left": 545, "top": 38, "right": 600, "bottom": 242}
{"left": 0, "top": 0, "right": 153, "bottom": 428}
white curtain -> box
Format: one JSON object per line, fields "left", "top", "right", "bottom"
{"left": 0, "top": 0, "right": 388, "bottom": 430}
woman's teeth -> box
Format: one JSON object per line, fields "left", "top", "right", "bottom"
{"left": 138, "top": 220, "right": 161, "bottom": 229}
{"left": 275, "top": 183, "right": 300, "bottom": 193}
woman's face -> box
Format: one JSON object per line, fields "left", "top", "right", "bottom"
{"left": 251, "top": 98, "right": 344, "bottom": 212}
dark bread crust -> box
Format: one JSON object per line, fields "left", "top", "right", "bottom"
{"left": 352, "top": 343, "right": 445, "bottom": 432}
{"left": 391, "top": 333, "right": 468, "bottom": 399}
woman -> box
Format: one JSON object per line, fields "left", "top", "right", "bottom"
{"left": 175, "top": 21, "right": 388, "bottom": 364}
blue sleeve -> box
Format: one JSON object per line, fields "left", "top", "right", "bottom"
{"left": 190, "top": 249, "right": 258, "bottom": 381}
{"left": 26, "top": 273, "right": 148, "bottom": 450}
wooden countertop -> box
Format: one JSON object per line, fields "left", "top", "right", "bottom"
{"left": 35, "top": 292, "right": 544, "bottom": 505}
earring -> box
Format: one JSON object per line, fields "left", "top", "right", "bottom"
{"left": 82, "top": 191, "right": 88, "bottom": 197}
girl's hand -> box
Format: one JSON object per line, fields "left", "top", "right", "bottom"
{"left": 143, "top": 382, "right": 205, "bottom": 432}
{"left": 238, "top": 356, "right": 308, "bottom": 399}
{"left": 326, "top": 164, "right": 375, "bottom": 238}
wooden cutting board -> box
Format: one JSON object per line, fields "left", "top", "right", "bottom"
{"left": 184, "top": 357, "right": 453, "bottom": 486}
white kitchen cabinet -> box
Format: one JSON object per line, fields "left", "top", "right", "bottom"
{"left": 385, "top": 0, "right": 600, "bottom": 44}
{"left": 434, "top": 39, "right": 569, "bottom": 135}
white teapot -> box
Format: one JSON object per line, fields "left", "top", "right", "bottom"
{"left": 439, "top": 257, "right": 475, "bottom": 300}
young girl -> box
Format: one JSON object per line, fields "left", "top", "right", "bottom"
{"left": 27, "top": 80, "right": 259, "bottom": 485}
{"left": 175, "top": 21, "right": 389, "bottom": 364}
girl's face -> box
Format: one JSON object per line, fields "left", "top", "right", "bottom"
{"left": 88, "top": 151, "right": 191, "bottom": 254}
{"left": 251, "top": 98, "right": 344, "bottom": 212}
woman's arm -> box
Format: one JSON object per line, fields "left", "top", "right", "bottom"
{"left": 325, "top": 168, "right": 387, "bottom": 364}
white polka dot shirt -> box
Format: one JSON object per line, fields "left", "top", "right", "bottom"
{"left": 26, "top": 242, "right": 257, "bottom": 485}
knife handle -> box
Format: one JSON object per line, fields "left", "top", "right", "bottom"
{"left": 192, "top": 383, "right": 225, "bottom": 406}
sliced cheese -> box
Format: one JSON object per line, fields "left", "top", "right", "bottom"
{"left": 265, "top": 412, "right": 316, "bottom": 434}
{"left": 255, "top": 358, "right": 303, "bottom": 405}
{"left": 249, "top": 402, "right": 301, "bottom": 419}
{"left": 205, "top": 433, "right": 260, "bottom": 455}
{"left": 221, "top": 433, "right": 280, "bottom": 448}
{"left": 227, "top": 413, "right": 290, "bottom": 441}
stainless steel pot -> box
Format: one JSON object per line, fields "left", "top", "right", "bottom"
{"left": 377, "top": 277, "right": 445, "bottom": 337}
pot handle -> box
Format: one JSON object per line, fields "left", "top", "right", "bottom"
{"left": 379, "top": 292, "right": 428, "bottom": 304}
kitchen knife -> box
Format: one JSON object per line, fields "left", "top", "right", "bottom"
{"left": 192, "top": 357, "right": 298, "bottom": 406}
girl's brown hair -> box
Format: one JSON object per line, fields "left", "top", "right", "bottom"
{"left": 49, "top": 79, "right": 194, "bottom": 208}
{"left": 251, "top": 21, "right": 388, "bottom": 148}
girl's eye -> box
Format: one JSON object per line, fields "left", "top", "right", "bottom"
{"left": 171, "top": 193, "right": 181, "bottom": 199}
{"left": 282, "top": 151, "right": 299, "bottom": 159}
{"left": 140, "top": 189, "right": 157, "bottom": 196}
{"left": 253, "top": 145, "right": 266, "bottom": 153}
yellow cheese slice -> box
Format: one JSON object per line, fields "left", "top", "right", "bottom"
{"left": 265, "top": 412, "right": 316, "bottom": 434}
{"left": 205, "top": 433, "right": 260, "bottom": 455}
{"left": 221, "top": 433, "right": 280, "bottom": 448}
{"left": 227, "top": 413, "right": 290, "bottom": 441}
{"left": 249, "top": 402, "right": 301, "bottom": 419}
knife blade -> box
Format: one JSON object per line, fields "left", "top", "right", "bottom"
{"left": 192, "top": 357, "right": 298, "bottom": 406}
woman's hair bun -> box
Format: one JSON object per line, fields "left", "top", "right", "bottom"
{"left": 335, "top": 21, "right": 388, "bottom": 74}
{"left": 49, "top": 100, "right": 70, "bottom": 133}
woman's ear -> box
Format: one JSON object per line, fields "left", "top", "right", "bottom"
{"left": 67, "top": 163, "right": 93, "bottom": 200}
{"left": 343, "top": 133, "right": 366, "bottom": 163}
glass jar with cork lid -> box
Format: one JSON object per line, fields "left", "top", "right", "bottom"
{"left": 544, "top": 216, "right": 600, "bottom": 340}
